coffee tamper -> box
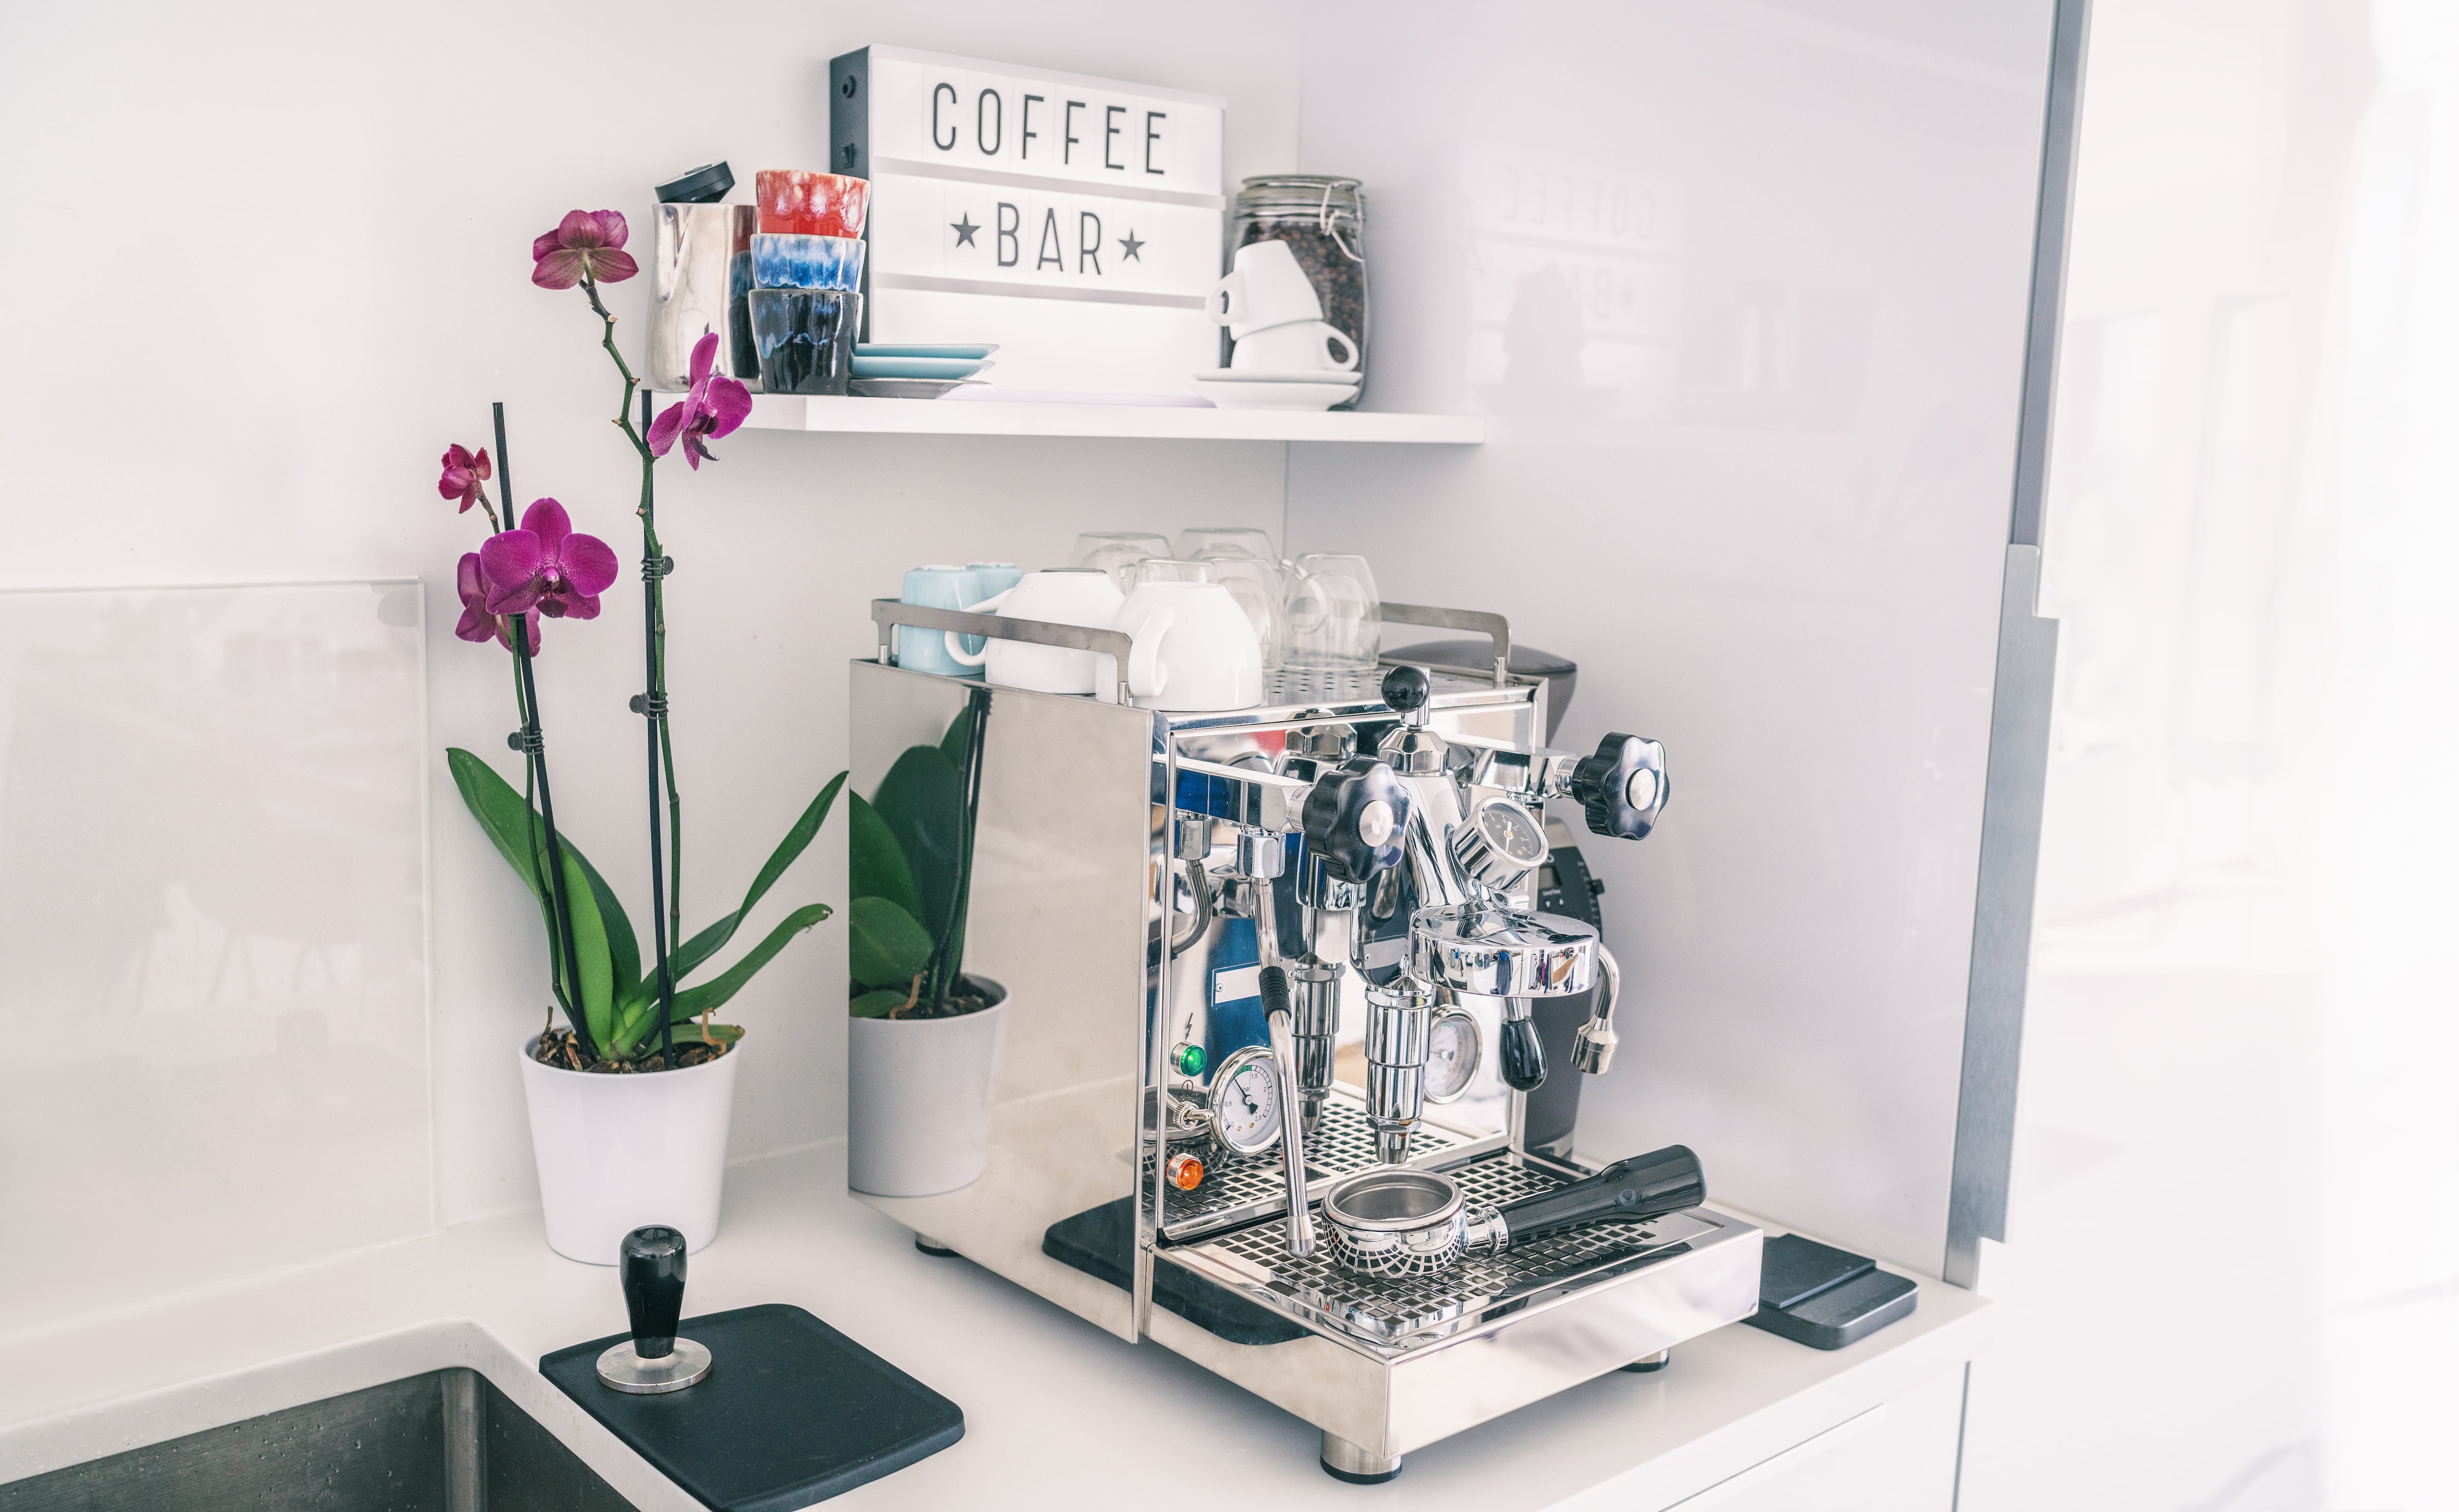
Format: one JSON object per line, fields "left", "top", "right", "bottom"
{"left": 596, "top": 1225, "right": 713, "bottom": 1393}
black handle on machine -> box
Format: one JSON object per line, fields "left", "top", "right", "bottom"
{"left": 621, "top": 1225, "right": 688, "bottom": 1361}
{"left": 1301, "top": 757, "right": 1410, "bottom": 882}
{"left": 1494, "top": 1145, "right": 1705, "bottom": 1244}
{"left": 1499, "top": 1014, "right": 1548, "bottom": 1092}
{"left": 1571, "top": 733, "right": 1670, "bottom": 841}
{"left": 1380, "top": 663, "right": 1431, "bottom": 714}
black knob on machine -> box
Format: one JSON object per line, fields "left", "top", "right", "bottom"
{"left": 1301, "top": 758, "right": 1411, "bottom": 882}
{"left": 1499, "top": 1014, "right": 1547, "bottom": 1092}
{"left": 1379, "top": 664, "right": 1431, "bottom": 715}
{"left": 1571, "top": 733, "right": 1670, "bottom": 841}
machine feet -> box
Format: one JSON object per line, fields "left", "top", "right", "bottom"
{"left": 1320, "top": 1432, "right": 1403, "bottom": 1484}
{"left": 914, "top": 1234, "right": 960, "bottom": 1258}
{"left": 1621, "top": 1348, "right": 1672, "bottom": 1373}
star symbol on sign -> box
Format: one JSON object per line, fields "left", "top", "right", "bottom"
{"left": 1118, "top": 229, "right": 1145, "bottom": 261}
{"left": 951, "top": 213, "right": 979, "bottom": 248}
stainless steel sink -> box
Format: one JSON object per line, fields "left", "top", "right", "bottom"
{"left": 0, "top": 1368, "right": 636, "bottom": 1511}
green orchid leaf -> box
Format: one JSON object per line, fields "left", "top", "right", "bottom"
{"left": 559, "top": 849, "right": 617, "bottom": 1053}
{"left": 452, "top": 747, "right": 633, "bottom": 1050}
{"left": 849, "top": 988, "right": 910, "bottom": 1019}
{"left": 450, "top": 748, "right": 545, "bottom": 897}
{"left": 668, "top": 903, "right": 833, "bottom": 1019}
{"left": 939, "top": 705, "right": 975, "bottom": 774}
{"left": 848, "top": 895, "right": 935, "bottom": 989}
{"left": 670, "top": 1020, "right": 745, "bottom": 1048}
{"left": 872, "top": 745, "right": 965, "bottom": 942}
{"left": 847, "top": 792, "right": 923, "bottom": 921}
{"left": 666, "top": 772, "right": 845, "bottom": 989}
{"left": 567, "top": 843, "right": 641, "bottom": 1010}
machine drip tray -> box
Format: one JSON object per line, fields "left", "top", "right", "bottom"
{"left": 1167, "top": 1151, "right": 1729, "bottom": 1349}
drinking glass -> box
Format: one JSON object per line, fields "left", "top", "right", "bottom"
{"left": 1176, "top": 526, "right": 1278, "bottom": 562}
{"left": 1122, "top": 558, "right": 1213, "bottom": 590}
{"left": 1203, "top": 555, "right": 1287, "bottom": 667}
{"left": 1072, "top": 531, "right": 1172, "bottom": 589}
{"left": 1282, "top": 553, "right": 1381, "bottom": 671}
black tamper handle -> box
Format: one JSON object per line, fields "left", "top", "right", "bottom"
{"left": 1499, "top": 1014, "right": 1547, "bottom": 1092}
{"left": 621, "top": 1225, "right": 688, "bottom": 1361}
{"left": 1494, "top": 1145, "right": 1706, "bottom": 1245}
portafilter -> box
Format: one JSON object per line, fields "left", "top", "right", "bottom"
{"left": 1319, "top": 1145, "right": 1705, "bottom": 1279}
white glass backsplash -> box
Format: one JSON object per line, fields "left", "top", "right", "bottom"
{"left": 0, "top": 582, "right": 430, "bottom": 1330}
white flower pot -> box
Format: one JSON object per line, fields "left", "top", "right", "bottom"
{"left": 848, "top": 979, "right": 1010, "bottom": 1197}
{"left": 517, "top": 1034, "right": 740, "bottom": 1264}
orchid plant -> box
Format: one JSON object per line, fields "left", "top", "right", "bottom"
{"left": 439, "top": 208, "right": 836, "bottom": 1071}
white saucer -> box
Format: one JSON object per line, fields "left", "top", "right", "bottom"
{"left": 1192, "top": 377, "right": 1361, "bottom": 411}
{"left": 1190, "top": 368, "right": 1362, "bottom": 385}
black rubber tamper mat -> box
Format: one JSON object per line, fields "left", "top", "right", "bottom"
{"left": 541, "top": 1303, "right": 962, "bottom": 1510}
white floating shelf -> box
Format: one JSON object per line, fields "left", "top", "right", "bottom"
{"left": 674, "top": 392, "right": 1484, "bottom": 445}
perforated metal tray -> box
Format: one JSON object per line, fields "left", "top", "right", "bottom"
{"left": 1165, "top": 1150, "right": 1726, "bottom": 1346}
{"left": 1153, "top": 1098, "right": 1471, "bottom": 1243}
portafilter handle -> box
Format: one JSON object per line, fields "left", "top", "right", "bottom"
{"left": 1259, "top": 965, "right": 1316, "bottom": 1257}
{"left": 1471, "top": 1145, "right": 1705, "bottom": 1254}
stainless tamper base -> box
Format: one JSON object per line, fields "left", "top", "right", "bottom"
{"left": 597, "top": 1336, "right": 713, "bottom": 1394}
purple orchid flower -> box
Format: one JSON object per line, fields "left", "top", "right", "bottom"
{"left": 531, "top": 209, "right": 637, "bottom": 290}
{"left": 454, "top": 552, "right": 540, "bottom": 653}
{"left": 481, "top": 499, "right": 620, "bottom": 621}
{"left": 647, "top": 332, "right": 753, "bottom": 470}
{"left": 438, "top": 444, "right": 492, "bottom": 513}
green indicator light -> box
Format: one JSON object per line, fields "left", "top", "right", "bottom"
{"left": 1171, "top": 1043, "right": 1206, "bottom": 1076}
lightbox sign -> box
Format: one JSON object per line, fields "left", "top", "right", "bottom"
{"left": 832, "top": 45, "right": 1226, "bottom": 393}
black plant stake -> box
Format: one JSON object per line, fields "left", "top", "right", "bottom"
{"left": 495, "top": 401, "right": 597, "bottom": 1063}
{"left": 929, "top": 686, "right": 992, "bottom": 1011}
{"left": 637, "top": 390, "right": 677, "bottom": 1067}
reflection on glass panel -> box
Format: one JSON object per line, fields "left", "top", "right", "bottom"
{"left": 0, "top": 582, "right": 430, "bottom": 1329}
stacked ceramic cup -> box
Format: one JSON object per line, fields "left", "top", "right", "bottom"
{"left": 747, "top": 170, "right": 870, "bottom": 396}
{"left": 1193, "top": 241, "right": 1363, "bottom": 412}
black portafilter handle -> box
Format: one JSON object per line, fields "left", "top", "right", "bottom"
{"left": 1493, "top": 1145, "right": 1706, "bottom": 1245}
{"left": 620, "top": 1225, "right": 688, "bottom": 1361}
{"left": 1499, "top": 1014, "right": 1547, "bottom": 1092}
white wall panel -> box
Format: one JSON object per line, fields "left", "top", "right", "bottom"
{"left": 1287, "top": 0, "right": 2056, "bottom": 1273}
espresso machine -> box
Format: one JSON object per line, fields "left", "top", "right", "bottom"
{"left": 850, "top": 599, "right": 1763, "bottom": 1483}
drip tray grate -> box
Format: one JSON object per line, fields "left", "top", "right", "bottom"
{"left": 1156, "top": 1098, "right": 1463, "bottom": 1240}
{"left": 1180, "top": 1153, "right": 1722, "bottom": 1344}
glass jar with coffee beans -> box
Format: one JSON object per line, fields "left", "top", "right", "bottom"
{"left": 1231, "top": 176, "right": 1366, "bottom": 409}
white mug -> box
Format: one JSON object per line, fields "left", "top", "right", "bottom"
{"left": 1114, "top": 581, "right": 1263, "bottom": 712}
{"left": 1209, "top": 240, "right": 1323, "bottom": 339}
{"left": 943, "top": 568, "right": 1126, "bottom": 695}
{"left": 1231, "top": 319, "right": 1360, "bottom": 374}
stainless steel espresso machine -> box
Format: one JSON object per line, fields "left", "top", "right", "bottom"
{"left": 850, "top": 599, "right": 1763, "bottom": 1483}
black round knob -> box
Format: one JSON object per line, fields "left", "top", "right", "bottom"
{"left": 620, "top": 1226, "right": 687, "bottom": 1361}
{"left": 1380, "top": 664, "right": 1431, "bottom": 714}
{"left": 1499, "top": 1015, "right": 1547, "bottom": 1092}
{"left": 1571, "top": 733, "right": 1669, "bottom": 841}
{"left": 1301, "top": 758, "right": 1410, "bottom": 882}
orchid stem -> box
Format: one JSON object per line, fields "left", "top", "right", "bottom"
{"left": 637, "top": 389, "right": 676, "bottom": 1068}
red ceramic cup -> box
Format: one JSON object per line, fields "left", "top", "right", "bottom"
{"left": 756, "top": 170, "right": 870, "bottom": 238}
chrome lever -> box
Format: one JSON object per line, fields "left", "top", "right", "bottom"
{"left": 1572, "top": 944, "right": 1622, "bottom": 1074}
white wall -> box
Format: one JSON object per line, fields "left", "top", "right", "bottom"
{"left": 0, "top": 0, "right": 1301, "bottom": 1331}
{"left": 1287, "top": 0, "right": 2057, "bottom": 1276}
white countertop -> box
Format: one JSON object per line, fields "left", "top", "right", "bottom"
{"left": 0, "top": 1143, "right": 1989, "bottom": 1510}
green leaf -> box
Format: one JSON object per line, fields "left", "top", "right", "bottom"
{"left": 449, "top": 748, "right": 543, "bottom": 897}
{"left": 565, "top": 844, "right": 640, "bottom": 1012}
{"left": 665, "top": 772, "right": 845, "bottom": 989}
{"left": 939, "top": 704, "right": 976, "bottom": 773}
{"left": 849, "top": 988, "right": 909, "bottom": 1019}
{"left": 669, "top": 903, "right": 834, "bottom": 1019}
{"left": 847, "top": 792, "right": 922, "bottom": 921}
{"left": 872, "top": 745, "right": 966, "bottom": 942}
{"left": 450, "top": 747, "right": 631, "bottom": 1047}
{"left": 559, "top": 849, "right": 617, "bottom": 1053}
{"left": 848, "top": 895, "right": 935, "bottom": 988}
{"left": 671, "top": 1020, "right": 745, "bottom": 1047}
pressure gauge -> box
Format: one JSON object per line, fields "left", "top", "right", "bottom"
{"left": 1208, "top": 1045, "right": 1284, "bottom": 1156}
{"left": 1423, "top": 1007, "right": 1483, "bottom": 1104}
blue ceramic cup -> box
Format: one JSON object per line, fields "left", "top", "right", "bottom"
{"left": 751, "top": 232, "right": 865, "bottom": 291}
{"left": 898, "top": 565, "right": 986, "bottom": 676}
{"left": 956, "top": 562, "right": 1025, "bottom": 654}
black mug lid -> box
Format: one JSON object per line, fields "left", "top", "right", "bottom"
{"left": 656, "top": 162, "right": 735, "bottom": 204}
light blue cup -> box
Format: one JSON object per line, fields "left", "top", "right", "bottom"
{"left": 751, "top": 232, "right": 865, "bottom": 291}
{"left": 898, "top": 565, "right": 985, "bottom": 676}
{"left": 956, "top": 562, "right": 1025, "bottom": 655}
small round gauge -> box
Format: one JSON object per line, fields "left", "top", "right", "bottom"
{"left": 1423, "top": 1007, "right": 1483, "bottom": 1104}
{"left": 1208, "top": 1045, "right": 1284, "bottom": 1155}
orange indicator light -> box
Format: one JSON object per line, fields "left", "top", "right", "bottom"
{"left": 1167, "top": 1152, "right": 1205, "bottom": 1190}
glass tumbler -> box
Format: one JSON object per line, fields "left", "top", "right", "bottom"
{"left": 1072, "top": 531, "right": 1172, "bottom": 590}
{"left": 1282, "top": 554, "right": 1381, "bottom": 671}
{"left": 1203, "top": 556, "right": 1287, "bottom": 667}
{"left": 1122, "top": 558, "right": 1213, "bottom": 591}
{"left": 1177, "top": 526, "right": 1278, "bottom": 562}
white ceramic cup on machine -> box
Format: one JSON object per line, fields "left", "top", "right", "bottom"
{"left": 942, "top": 568, "right": 1127, "bottom": 695}
{"left": 1113, "top": 581, "right": 1263, "bottom": 711}
{"left": 1209, "top": 240, "right": 1324, "bottom": 339}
